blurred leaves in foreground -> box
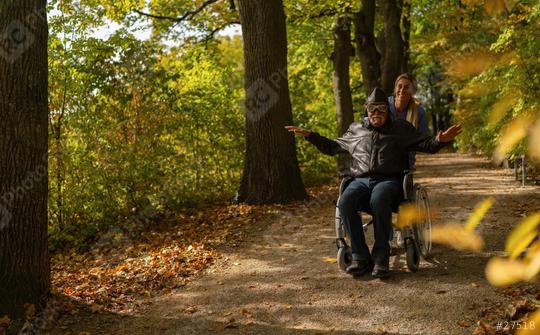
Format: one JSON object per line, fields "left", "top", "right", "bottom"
{"left": 395, "top": 203, "right": 426, "bottom": 229}
{"left": 430, "top": 198, "right": 494, "bottom": 252}
{"left": 486, "top": 213, "right": 540, "bottom": 287}
{"left": 465, "top": 197, "right": 495, "bottom": 231}
{"left": 431, "top": 224, "right": 485, "bottom": 252}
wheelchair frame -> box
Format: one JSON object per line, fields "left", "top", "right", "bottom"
{"left": 334, "top": 172, "right": 433, "bottom": 273}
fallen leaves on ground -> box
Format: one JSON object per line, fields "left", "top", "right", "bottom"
{"left": 472, "top": 286, "right": 540, "bottom": 335}
{"left": 458, "top": 320, "right": 471, "bottom": 327}
{"left": 51, "top": 203, "right": 261, "bottom": 312}
{"left": 51, "top": 183, "right": 337, "bottom": 313}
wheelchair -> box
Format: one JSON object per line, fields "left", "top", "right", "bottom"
{"left": 334, "top": 171, "right": 433, "bottom": 273}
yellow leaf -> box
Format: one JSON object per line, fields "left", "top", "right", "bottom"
{"left": 485, "top": 0, "right": 506, "bottom": 15}
{"left": 447, "top": 52, "right": 495, "bottom": 79}
{"left": 528, "top": 117, "right": 540, "bottom": 162}
{"left": 509, "top": 233, "right": 538, "bottom": 259}
{"left": 431, "top": 224, "right": 484, "bottom": 252}
{"left": 493, "top": 115, "right": 533, "bottom": 164}
{"left": 464, "top": 197, "right": 495, "bottom": 231}
{"left": 524, "top": 250, "right": 540, "bottom": 280}
{"left": 517, "top": 308, "right": 540, "bottom": 335}
{"left": 505, "top": 213, "right": 540, "bottom": 259}
{"left": 395, "top": 203, "right": 425, "bottom": 229}
{"left": 459, "top": 81, "right": 497, "bottom": 98}
{"left": 322, "top": 257, "right": 337, "bottom": 264}
{"left": 527, "top": 240, "right": 540, "bottom": 255}
{"left": 485, "top": 257, "right": 527, "bottom": 286}
{"left": 488, "top": 93, "right": 520, "bottom": 128}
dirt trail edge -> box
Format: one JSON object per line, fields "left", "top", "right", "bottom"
{"left": 50, "top": 153, "right": 540, "bottom": 335}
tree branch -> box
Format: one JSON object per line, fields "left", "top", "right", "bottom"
{"left": 199, "top": 21, "right": 241, "bottom": 43}
{"left": 288, "top": 7, "right": 359, "bottom": 23}
{"left": 135, "top": 0, "right": 221, "bottom": 22}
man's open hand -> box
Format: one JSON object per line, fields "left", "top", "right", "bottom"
{"left": 436, "top": 124, "right": 462, "bottom": 142}
{"left": 285, "top": 126, "right": 311, "bottom": 137}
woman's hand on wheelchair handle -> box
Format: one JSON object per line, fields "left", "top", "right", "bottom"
{"left": 285, "top": 126, "right": 311, "bottom": 137}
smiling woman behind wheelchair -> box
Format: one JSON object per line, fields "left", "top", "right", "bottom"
{"left": 285, "top": 87, "right": 461, "bottom": 278}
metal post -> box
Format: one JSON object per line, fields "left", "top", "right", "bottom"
{"left": 522, "top": 155, "right": 526, "bottom": 186}
{"left": 514, "top": 158, "right": 519, "bottom": 180}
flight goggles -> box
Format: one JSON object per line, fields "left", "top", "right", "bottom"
{"left": 365, "top": 103, "right": 388, "bottom": 113}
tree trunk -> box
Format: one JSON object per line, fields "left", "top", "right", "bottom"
{"left": 236, "top": 0, "right": 308, "bottom": 204}
{"left": 353, "top": 0, "right": 381, "bottom": 96}
{"left": 380, "top": 0, "right": 405, "bottom": 94}
{"left": 332, "top": 16, "right": 354, "bottom": 177}
{"left": 0, "top": 0, "right": 50, "bottom": 320}
{"left": 401, "top": 0, "right": 411, "bottom": 73}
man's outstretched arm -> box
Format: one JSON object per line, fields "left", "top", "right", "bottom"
{"left": 285, "top": 126, "right": 346, "bottom": 156}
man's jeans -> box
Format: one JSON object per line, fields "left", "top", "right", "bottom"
{"left": 337, "top": 177, "right": 403, "bottom": 264}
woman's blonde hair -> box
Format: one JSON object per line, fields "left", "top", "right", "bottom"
{"left": 394, "top": 73, "right": 420, "bottom": 129}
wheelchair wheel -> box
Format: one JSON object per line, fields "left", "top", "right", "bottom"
{"left": 405, "top": 238, "right": 419, "bottom": 272}
{"left": 413, "top": 185, "right": 432, "bottom": 259}
{"left": 337, "top": 246, "right": 352, "bottom": 271}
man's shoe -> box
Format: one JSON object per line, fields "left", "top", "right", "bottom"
{"left": 346, "top": 260, "right": 373, "bottom": 275}
{"left": 371, "top": 263, "right": 390, "bottom": 278}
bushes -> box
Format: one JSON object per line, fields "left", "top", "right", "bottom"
{"left": 48, "top": 35, "right": 246, "bottom": 250}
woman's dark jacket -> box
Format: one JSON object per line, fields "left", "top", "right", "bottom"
{"left": 306, "top": 118, "right": 445, "bottom": 178}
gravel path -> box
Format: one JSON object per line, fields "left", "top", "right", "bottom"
{"left": 49, "top": 153, "right": 540, "bottom": 335}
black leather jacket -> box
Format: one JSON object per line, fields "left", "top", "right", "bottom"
{"left": 306, "top": 118, "right": 445, "bottom": 178}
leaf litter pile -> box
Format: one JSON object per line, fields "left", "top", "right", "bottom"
{"left": 51, "top": 184, "right": 337, "bottom": 314}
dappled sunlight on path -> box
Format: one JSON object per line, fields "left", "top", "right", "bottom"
{"left": 48, "top": 153, "right": 540, "bottom": 335}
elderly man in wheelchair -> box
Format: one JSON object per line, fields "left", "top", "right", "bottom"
{"left": 286, "top": 87, "right": 461, "bottom": 278}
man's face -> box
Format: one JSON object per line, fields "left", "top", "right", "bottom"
{"left": 366, "top": 103, "right": 389, "bottom": 128}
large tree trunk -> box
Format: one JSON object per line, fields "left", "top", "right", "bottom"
{"left": 353, "top": 0, "right": 381, "bottom": 96}
{"left": 0, "top": 0, "right": 50, "bottom": 320}
{"left": 332, "top": 16, "right": 354, "bottom": 177}
{"left": 236, "top": 0, "right": 308, "bottom": 204}
{"left": 380, "top": 0, "right": 405, "bottom": 94}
